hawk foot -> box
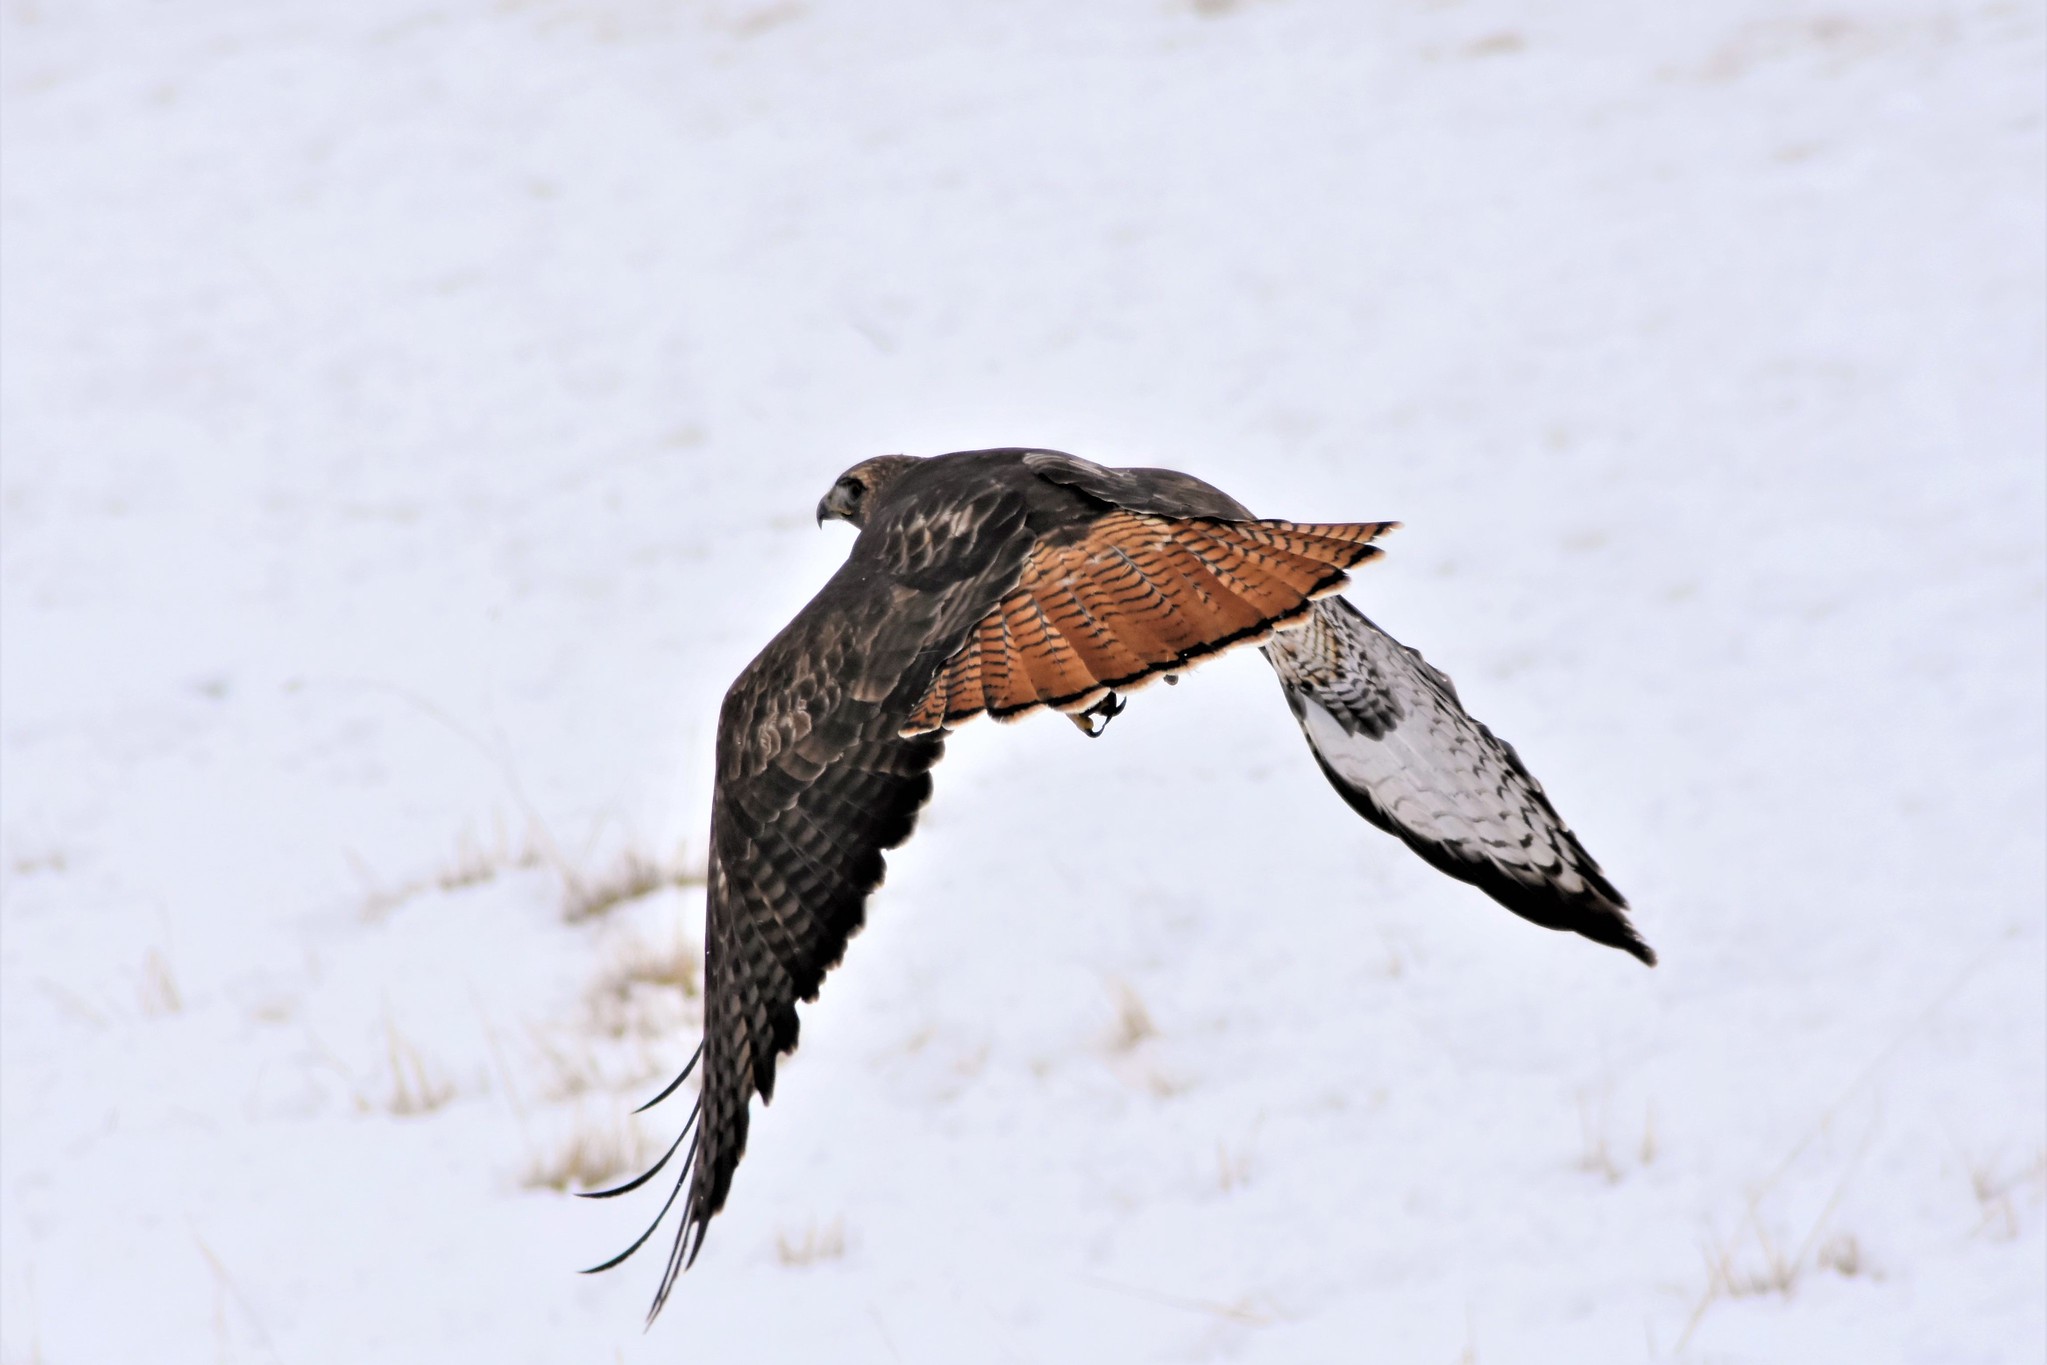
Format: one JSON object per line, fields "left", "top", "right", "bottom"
{"left": 1069, "top": 691, "right": 1126, "bottom": 738}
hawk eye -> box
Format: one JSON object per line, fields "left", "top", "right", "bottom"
{"left": 839, "top": 477, "right": 865, "bottom": 500}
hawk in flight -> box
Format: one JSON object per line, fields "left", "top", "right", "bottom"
{"left": 587, "top": 448, "right": 1652, "bottom": 1316}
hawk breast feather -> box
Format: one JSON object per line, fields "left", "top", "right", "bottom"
{"left": 589, "top": 448, "right": 1651, "bottom": 1319}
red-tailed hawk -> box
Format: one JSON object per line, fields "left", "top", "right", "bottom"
{"left": 585, "top": 448, "right": 1652, "bottom": 1316}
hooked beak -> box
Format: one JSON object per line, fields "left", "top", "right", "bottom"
{"left": 817, "top": 483, "right": 859, "bottom": 527}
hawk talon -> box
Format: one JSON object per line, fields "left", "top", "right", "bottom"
{"left": 1070, "top": 691, "right": 1126, "bottom": 737}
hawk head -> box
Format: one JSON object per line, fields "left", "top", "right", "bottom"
{"left": 816, "top": 455, "right": 922, "bottom": 529}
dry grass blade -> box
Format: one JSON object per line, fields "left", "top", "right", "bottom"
{"left": 775, "top": 1219, "right": 847, "bottom": 1267}
{"left": 1107, "top": 979, "right": 1157, "bottom": 1054}
{"left": 524, "top": 1111, "right": 660, "bottom": 1193}
{"left": 582, "top": 927, "right": 703, "bottom": 1044}
{"left": 1080, "top": 1274, "right": 1279, "bottom": 1327}
{"left": 563, "top": 849, "right": 706, "bottom": 922}
{"left": 1966, "top": 1146, "right": 2047, "bottom": 1239}
{"left": 138, "top": 948, "right": 183, "bottom": 1017}
{"left": 350, "top": 818, "right": 549, "bottom": 921}
{"left": 382, "top": 1010, "right": 456, "bottom": 1116}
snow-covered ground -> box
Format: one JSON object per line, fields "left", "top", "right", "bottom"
{"left": 3, "top": 2, "right": 2042, "bottom": 1361}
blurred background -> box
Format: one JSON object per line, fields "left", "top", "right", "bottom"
{"left": 2, "top": 2, "right": 2041, "bottom": 1361}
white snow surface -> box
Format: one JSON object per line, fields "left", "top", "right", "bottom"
{"left": 3, "top": 3, "right": 2043, "bottom": 1361}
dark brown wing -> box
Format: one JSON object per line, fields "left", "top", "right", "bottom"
{"left": 905, "top": 510, "right": 1397, "bottom": 733}
{"left": 591, "top": 469, "right": 1039, "bottom": 1319}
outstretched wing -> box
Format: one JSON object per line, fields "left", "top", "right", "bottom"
{"left": 1020, "top": 449, "right": 1650, "bottom": 962}
{"left": 591, "top": 479, "right": 1036, "bottom": 1318}
{"left": 589, "top": 644, "right": 949, "bottom": 1319}
{"left": 1266, "top": 596, "right": 1653, "bottom": 963}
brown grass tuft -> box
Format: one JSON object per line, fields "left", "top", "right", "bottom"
{"left": 1815, "top": 1232, "right": 1866, "bottom": 1278}
{"left": 1107, "top": 980, "right": 1157, "bottom": 1054}
{"left": 582, "top": 927, "right": 702, "bottom": 1043}
{"left": 775, "top": 1219, "right": 846, "bottom": 1267}
{"left": 138, "top": 948, "right": 183, "bottom": 1017}
{"left": 563, "top": 848, "right": 705, "bottom": 922}
{"left": 1967, "top": 1146, "right": 2047, "bottom": 1240}
{"left": 523, "top": 1111, "right": 658, "bottom": 1193}
{"left": 381, "top": 1011, "right": 456, "bottom": 1116}
{"left": 351, "top": 819, "right": 548, "bottom": 921}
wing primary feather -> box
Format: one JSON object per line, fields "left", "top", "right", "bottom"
{"left": 577, "top": 1096, "right": 703, "bottom": 1201}
{"left": 631, "top": 1044, "right": 702, "bottom": 1114}
{"left": 579, "top": 1134, "right": 695, "bottom": 1276}
{"left": 646, "top": 1126, "right": 707, "bottom": 1323}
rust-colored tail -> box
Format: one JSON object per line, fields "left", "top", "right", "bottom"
{"left": 904, "top": 512, "right": 1397, "bottom": 735}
